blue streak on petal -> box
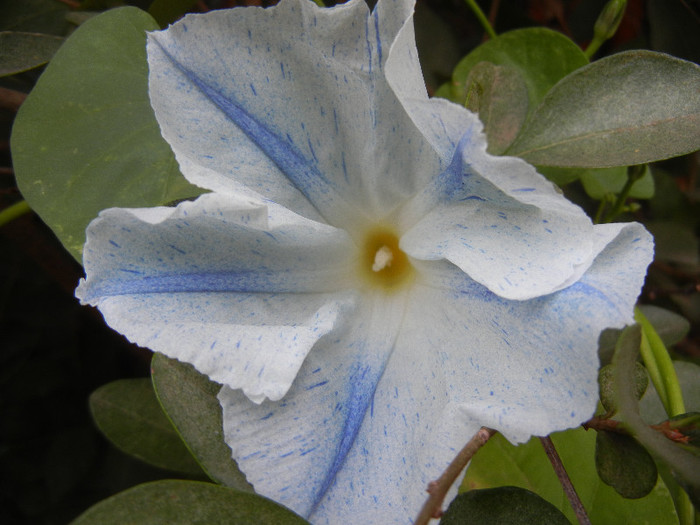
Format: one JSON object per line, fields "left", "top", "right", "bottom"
{"left": 373, "top": 11, "right": 382, "bottom": 68}
{"left": 84, "top": 270, "right": 301, "bottom": 300}
{"left": 152, "top": 40, "right": 338, "bottom": 211}
{"left": 309, "top": 361, "right": 384, "bottom": 514}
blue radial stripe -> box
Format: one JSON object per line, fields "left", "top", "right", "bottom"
{"left": 152, "top": 39, "right": 340, "bottom": 213}
{"left": 310, "top": 360, "right": 385, "bottom": 514}
{"left": 82, "top": 270, "right": 322, "bottom": 301}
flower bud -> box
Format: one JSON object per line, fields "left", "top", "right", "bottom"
{"left": 594, "top": 0, "right": 627, "bottom": 42}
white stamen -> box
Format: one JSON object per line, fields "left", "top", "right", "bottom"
{"left": 372, "top": 245, "right": 394, "bottom": 272}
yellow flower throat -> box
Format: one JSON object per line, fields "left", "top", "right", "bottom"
{"left": 359, "top": 227, "right": 414, "bottom": 291}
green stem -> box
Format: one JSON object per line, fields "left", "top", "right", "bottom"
{"left": 311, "top": 0, "right": 325, "bottom": 6}
{"left": 676, "top": 491, "right": 695, "bottom": 525}
{"left": 593, "top": 195, "right": 611, "bottom": 224}
{"left": 634, "top": 307, "right": 686, "bottom": 418}
{"left": 0, "top": 200, "right": 31, "bottom": 228}
{"left": 584, "top": 38, "right": 603, "bottom": 60}
{"left": 463, "top": 0, "right": 497, "bottom": 40}
{"left": 601, "top": 164, "right": 644, "bottom": 223}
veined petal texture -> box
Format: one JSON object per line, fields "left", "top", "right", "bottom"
{"left": 400, "top": 127, "right": 601, "bottom": 300}
{"left": 147, "top": 0, "right": 444, "bottom": 228}
{"left": 76, "top": 0, "right": 655, "bottom": 522}
{"left": 76, "top": 193, "right": 357, "bottom": 401}
{"left": 218, "top": 221, "right": 652, "bottom": 523}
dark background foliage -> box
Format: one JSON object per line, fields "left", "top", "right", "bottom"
{"left": 1, "top": 0, "right": 698, "bottom": 523}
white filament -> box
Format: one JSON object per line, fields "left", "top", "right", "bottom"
{"left": 372, "top": 245, "right": 394, "bottom": 272}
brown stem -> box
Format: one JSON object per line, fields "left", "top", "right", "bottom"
{"left": 582, "top": 416, "right": 625, "bottom": 434}
{"left": 414, "top": 427, "right": 496, "bottom": 525}
{"left": 539, "top": 436, "right": 591, "bottom": 525}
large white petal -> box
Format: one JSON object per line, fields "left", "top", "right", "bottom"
{"left": 399, "top": 130, "right": 598, "bottom": 300}
{"left": 76, "top": 193, "right": 357, "bottom": 401}
{"left": 407, "top": 220, "right": 653, "bottom": 443}
{"left": 147, "top": 0, "right": 442, "bottom": 227}
{"left": 216, "top": 220, "right": 651, "bottom": 523}
{"left": 218, "top": 291, "right": 412, "bottom": 522}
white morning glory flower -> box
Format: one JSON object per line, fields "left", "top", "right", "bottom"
{"left": 75, "top": 0, "right": 653, "bottom": 522}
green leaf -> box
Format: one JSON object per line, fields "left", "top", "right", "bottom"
{"left": 638, "top": 305, "right": 691, "bottom": 349}
{"left": 580, "top": 165, "right": 654, "bottom": 200}
{"left": 148, "top": 0, "right": 198, "bottom": 28}
{"left": 463, "top": 61, "right": 529, "bottom": 154}
{"left": 535, "top": 166, "right": 586, "bottom": 187}
{"left": 599, "top": 361, "right": 648, "bottom": 414}
{"left": 440, "top": 486, "right": 569, "bottom": 524}
{"left": 151, "top": 354, "right": 252, "bottom": 491}
{"left": 613, "top": 325, "right": 700, "bottom": 508}
{"left": 0, "top": 0, "right": 70, "bottom": 35}
{"left": 0, "top": 32, "right": 64, "bottom": 76}
{"left": 641, "top": 361, "right": 700, "bottom": 426}
{"left": 507, "top": 51, "right": 700, "bottom": 167}
{"left": 462, "top": 428, "right": 677, "bottom": 524}
{"left": 11, "top": 7, "right": 202, "bottom": 262}
{"left": 595, "top": 430, "right": 658, "bottom": 499}
{"left": 71, "top": 479, "right": 309, "bottom": 524}
{"left": 449, "top": 28, "right": 588, "bottom": 120}
{"left": 89, "top": 378, "right": 204, "bottom": 476}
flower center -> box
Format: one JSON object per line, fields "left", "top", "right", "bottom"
{"left": 360, "top": 227, "right": 413, "bottom": 291}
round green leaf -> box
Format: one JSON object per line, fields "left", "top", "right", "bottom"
{"left": 463, "top": 427, "right": 677, "bottom": 524}
{"left": 71, "top": 479, "right": 309, "bottom": 525}
{"left": 151, "top": 354, "right": 252, "bottom": 492}
{"left": 595, "top": 430, "right": 658, "bottom": 499}
{"left": 11, "top": 7, "right": 202, "bottom": 262}
{"left": 0, "top": 0, "right": 70, "bottom": 35}
{"left": 440, "top": 486, "right": 569, "bottom": 525}
{"left": 580, "top": 165, "right": 654, "bottom": 200}
{"left": 613, "top": 325, "right": 700, "bottom": 508}
{"left": 449, "top": 28, "right": 588, "bottom": 118}
{"left": 599, "top": 361, "right": 649, "bottom": 414}
{"left": 0, "top": 32, "right": 64, "bottom": 76}
{"left": 89, "top": 378, "right": 204, "bottom": 476}
{"left": 463, "top": 61, "right": 529, "bottom": 154}
{"left": 507, "top": 51, "right": 700, "bottom": 167}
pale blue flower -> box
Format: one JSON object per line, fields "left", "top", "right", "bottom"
{"left": 75, "top": 0, "right": 653, "bottom": 522}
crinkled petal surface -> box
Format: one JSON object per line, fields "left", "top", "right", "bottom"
{"left": 147, "top": 0, "right": 443, "bottom": 229}
{"left": 76, "top": 193, "right": 357, "bottom": 402}
{"left": 76, "top": 0, "right": 656, "bottom": 523}
{"left": 398, "top": 124, "right": 598, "bottom": 300}
{"left": 218, "top": 222, "right": 652, "bottom": 523}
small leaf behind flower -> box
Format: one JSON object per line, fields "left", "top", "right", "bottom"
{"left": 507, "top": 51, "right": 700, "bottom": 167}
{"left": 595, "top": 430, "right": 658, "bottom": 499}
{"left": 613, "top": 326, "right": 700, "bottom": 508}
{"left": 0, "top": 31, "right": 64, "bottom": 76}
{"left": 449, "top": 27, "right": 588, "bottom": 119}
{"left": 71, "top": 479, "right": 309, "bottom": 524}
{"left": 89, "top": 378, "right": 204, "bottom": 476}
{"left": 580, "top": 165, "right": 655, "bottom": 200}
{"left": 599, "top": 361, "right": 648, "bottom": 414}
{"left": 440, "top": 486, "right": 569, "bottom": 524}
{"left": 151, "top": 354, "right": 252, "bottom": 491}
{"left": 463, "top": 61, "right": 529, "bottom": 154}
